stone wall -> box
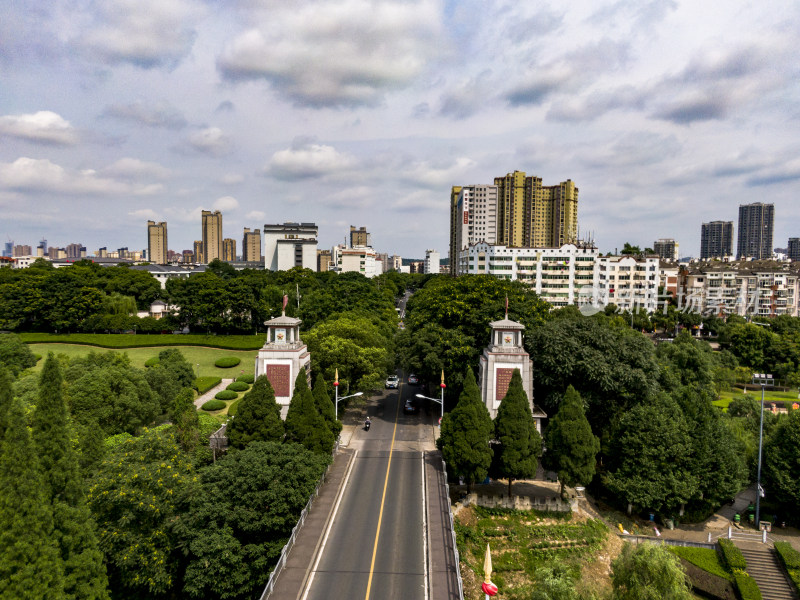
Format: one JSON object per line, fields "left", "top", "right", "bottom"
{"left": 461, "top": 492, "right": 577, "bottom": 512}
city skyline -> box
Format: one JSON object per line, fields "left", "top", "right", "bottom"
{"left": 2, "top": 1, "right": 799, "bottom": 257}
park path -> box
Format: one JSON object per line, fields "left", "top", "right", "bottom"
{"left": 193, "top": 379, "right": 234, "bottom": 409}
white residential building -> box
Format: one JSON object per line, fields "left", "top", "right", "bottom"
{"left": 263, "top": 223, "right": 318, "bottom": 271}
{"left": 594, "top": 255, "right": 660, "bottom": 313}
{"left": 452, "top": 185, "right": 499, "bottom": 257}
{"left": 332, "top": 245, "right": 382, "bottom": 278}
{"left": 424, "top": 249, "right": 440, "bottom": 274}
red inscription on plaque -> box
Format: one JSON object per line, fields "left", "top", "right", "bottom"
{"left": 266, "top": 364, "right": 291, "bottom": 397}
{"left": 463, "top": 211, "right": 469, "bottom": 224}
{"left": 495, "top": 368, "right": 515, "bottom": 403}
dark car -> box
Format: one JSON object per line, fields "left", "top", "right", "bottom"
{"left": 403, "top": 400, "right": 419, "bottom": 414}
{"left": 407, "top": 373, "right": 419, "bottom": 385}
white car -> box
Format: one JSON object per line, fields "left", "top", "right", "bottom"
{"left": 385, "top": 375, "right": 400, "bottom": 389}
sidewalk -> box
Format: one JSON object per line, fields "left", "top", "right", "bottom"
{"left": 193, "top": 378, "right": 233, "bottom": 409}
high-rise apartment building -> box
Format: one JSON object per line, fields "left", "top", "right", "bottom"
{"left": 350, "top": 226, "right": 371, "bottom": 248}
{"left": 201, "top": 210, "right": 223, "bottom": 263}
{"left": 222, "top": 238, "right": 236, "bottom": 262}
{"left": 737, "top": 203, "right": 774, "bottom": 260}
{"left": 700, "top": 221, "right": 734, "bottom": 259}
{"left": 494, "top": 171, "right": 578, "bottom": 248}
{"left": 242, "top": 228, "right": 261, "bottom": 262}
{"left": 2, "top": 242, "right": 12, "bottom": 258}
{"left": 449, "top": 184, "right": 499, "bottom": 271}
{"left": 182, "top": 249, "right": 194, "bottom": 263}
{"left": 653, "top": 238, "right": 679, "bottom": 261}
{"left": 424, "top": 249, "right": 440, "bottom": 274}
{"left": 193, "top": 240, "right": 204, "bottom": 264}
{"left": 13, "top": 244, "right": 32, "bottom": 256}
{"left": 264, "top": 222, "right": 318, "bottom": 271}
{"left": 65, "top": 243, "right": 86, "bottom": 259}
{"left": 317, "top": 249, "right": 333, "bottom": 272}
{"left": 789, "top": 238, "right": 800, "bottom": 262}
{"left": 147, "top": 220, "right": 168, "bottom": 264}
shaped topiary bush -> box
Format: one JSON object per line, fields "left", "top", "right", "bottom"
{"left": 718, "top": 539, "right": 747, "bottom": 570}
{"left": 194, "top": 377, "right": 222, "bottom": 394}
{"left": 201, "top": 399, "right": 226, "bottom": 411}
{"left": 144, "top": 356, "right": 160, "bottom": 367}
{"left": 214, "top": 357, "right": 241, "bottom": 368}
{"left": 236, "top": 374, "right": 255, "bottom": 384}
{"left": 227, "top": 381, "right": 249, "bottom": 392}
{"left": 215, "top": 390, "right": 238, "bottom": 401}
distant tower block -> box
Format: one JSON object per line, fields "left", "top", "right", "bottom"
{"left": 255, "top": 296, "right": 310, "bottom": 414}
{"left": 478, "top": 314, "right": 546, "bottom": 432}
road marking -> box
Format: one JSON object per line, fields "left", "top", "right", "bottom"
{"left": 299, "top": 450, "right": 358, "bottom": 600}
{"left": 422, "top": 451, "right": 429, "bottom": 600}
{"left": 364, "top": 381, "right": 401, "bottom": 600}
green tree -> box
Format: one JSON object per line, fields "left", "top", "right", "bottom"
{"left": 87, "top": 426, "right": 195, "bottom": 598}
{"left": 226, "top": 375, "right": 284, "bottom": 449}
{"left": 437, "top": 369, "right": 494, "bottom": 491}
{"left": 0, "top": 365, "right": 11, "bottom": 437}
{"left": 605, "top": 397, "right": 697, "bottom": 514}
{"left": 611, "top": 542, "right": 693, "bottom": 600}
{"left": 494, "top": 369, "right": 543, "bottom": 496}
{"left": 313, "top": 373, "right": 341, "bottom": 438}
{"left": 530, "top": 564, "right": 580, "bottom": 600}
{"left": 180, "top": 441, "right": 330, "bottom": 600}
{"left": 543, "top": 385, "right": 600, "bottom": 497}
{"left": 0, "top": 399, "right": 65, "bottom": 599}
{"left": 156, "top": 348, "right": 196, "bottom": 389}
{"left": 285, "top": 371, "right": 334, "bottom": 454}
{"left": 173, "top": 388, "right": 201, "bottom": 452}
{"left": 0, "top": 332, "right": 37, "bottom": 376}
{"left": 762, "top": 408, "right": 800, "bottom": 515}
{"left": 32, "top": 355, "right": 110, "bottom": 600}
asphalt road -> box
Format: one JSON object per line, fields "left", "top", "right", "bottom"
{"left": 301, "top": 379, "right": 436, "bottom": 600}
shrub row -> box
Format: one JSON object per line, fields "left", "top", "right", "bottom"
{"left": 774, "top": 542, "right": 800, "bottom": 593}
{"left": 20, "top": 332, "right": 265, "bottom": 350}
{"left": 718, "top": 539, "right": 747, "bottom": 570}
{"left": 215, "top": 356, "right": 242, "bottom": 368}
{"left": 236, "top": 373, "right": 255, "bottom": 384}
{"left": 201, "top": 399, "right": 226, "bottom": 411}
{"left": 215, "top": 390, "right": 238, "bottom": 401}
{"left": 227, "top": 399, "right": 241, "bottom": 417}
{"left": 144, "top": 356, "right": 160, "bottom": 367}
{"left": 732, "top": 571, "right": 762, "bottom": 600}
{"left": 226, "top": 381, "right": 249, "bottom": 392}
{"left": 194, "top": 376, "right": 222, "bottom": 394}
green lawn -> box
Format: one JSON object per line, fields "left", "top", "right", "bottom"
{"left": 20, "top": 332, "right": 265, "bottom": 350}
{"left": 714, "top": 387, "right": 800, "bottom": 411}
{"left": 29, "top": 343, "right": 258, "bottom": 379}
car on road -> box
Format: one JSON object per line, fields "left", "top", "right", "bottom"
{"left": 407, "top": 373, "right": 419, "bottom": 385}
{"left": 403, "top": 400, "right": 419, "bottom": 414}
{"left": 385, "top": 375, "right": 400, "bottom": 389}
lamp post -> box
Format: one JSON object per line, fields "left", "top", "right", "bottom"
{"left": 333, "top": 369, "right": 363, "bottom": 419}
{"left": 751, "top": 373, "right": 772, "bottom": 529}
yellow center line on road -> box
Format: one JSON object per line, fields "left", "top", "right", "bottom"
{"left": 364, "top": 381, "right": 402, "bottom": 600}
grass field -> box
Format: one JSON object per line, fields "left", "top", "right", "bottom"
{"left": 20, "top": 332, "right": 265, "bottom": 350}
{"left": 29, "top": 343, "right": 258, "bottom": 379}
{"left": 713, "top": 387, "right": 800, "bottom": 411}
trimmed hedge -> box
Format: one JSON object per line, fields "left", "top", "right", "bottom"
{"left": 194, "top": 376, "right": 222, "bottom": 394}
{"left": 20, "top": 332, "right": 265, "bottom": 350}
{"left": 676, "top": 558, "right": 736, "bottom": 600}
{"left": 774, "top": 542, "right": 800, "bottom": 593}
{"left": 732, "top": 571, "right": 762, "bottom": 600}
{"left": 214, "top": 356, "right": 241, "bottom": 368}
{"left": 144, "top": 356, "right": 160, "bottom": 367}
{"left": 669, "top": 547, "right": 732, "bottom": 581}
{"left": 226, "top": 381, "right": 249, "bottom": 392}
{"left": 718, "top": 539, "right": 747, "bottom": 570}
{"left": 214, "top": 390, "right": 238, "bottom": 401}
{"left": 236, "top": 374, "right": 255, "bottom": 384}
{"left": 227, "top": 398, "right": 241, "bottom": 417}
{"left": 201, "top": 399, "right": 226, "bottom": 411}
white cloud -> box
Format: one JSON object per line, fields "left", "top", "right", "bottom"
{"left": 246, "top": 210, "right": 267, "bottom": 221}
{"left": 102, "top": 158, "right": 172, "bottom": 180}
{"left": 104, "top": 101, "right": 187, "bottom": 129}
{"left": 267, "top": 139, "right": 357, "bottom": 180}
{"left": 0, "top": 111, "right": 78, "bottom": 145}
{"left": 74, "top": 0, "right": 201, "bottom": 68}
{"left": 324, "top": 186, "right": 375, "bottom": 210}
{"left": 129, "top": 208, "right": 161, "bottom": 220}
{"left": 0, "top": 157, "right": 133, "bottom": 195}
{"left": 186, "top": 127, "right": 232, "bottom": 157}
{"left": 217, "top": 0, "right": 444, "bottom": 107}
{"left": 400, "top": 157, "right": 477, "bottom": 188}
{"left": 213, "top": 196, "right": 239, "bottom": 212}
{"left": 219, "top": 173, "right": 244, "bottom": 185}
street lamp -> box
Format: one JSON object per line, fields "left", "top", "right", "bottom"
{"left": 333, "top": 369, "right": 363, "bottom": 419}
{"left": 416, "top": 369, "right": 446, "bottom": 421}
{"left": 751, "top": 373, "right": 773, "bottom": 529}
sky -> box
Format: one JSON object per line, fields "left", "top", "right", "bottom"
{"left": 2, "top": 0, "right": 799, "bottom": 260}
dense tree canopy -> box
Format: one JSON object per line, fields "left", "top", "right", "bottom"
{"left": 226, "top": 375, "right": 284, "bottom": 449}
{"left": 0, "top": 332, "right": 37, "bottom": 376}
{"left": 611, "top": 542, "right": 693, "bottom": 600}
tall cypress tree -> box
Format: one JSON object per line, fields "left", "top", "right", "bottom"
{"left": 313, "top": 373, "right": 342, "bottom": 438}
{"left": 0, "top": 365, "right": 12, "bottom": 440}
{"left": 285, "top": 371, "right": 334, "bottom": 454}
{"left": 0, "top": 399, "right": 65, "bottom": 599}
{"left": 172, "top": 387, "right": 201, "bottom": 452}
{"left": 543, "top": 385, "right": 600, "bottom": 497}
{"left": 494, "top": 369, "right": 542, "bottom": 497}
{"left": 437, "top": 369, "right": 494, "bottom": 491}
{"left": 227, "top": 375, "right": 284, "bottom": 449}
{"left": 32, "top": 355, "right": 109, "bottom": 600}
